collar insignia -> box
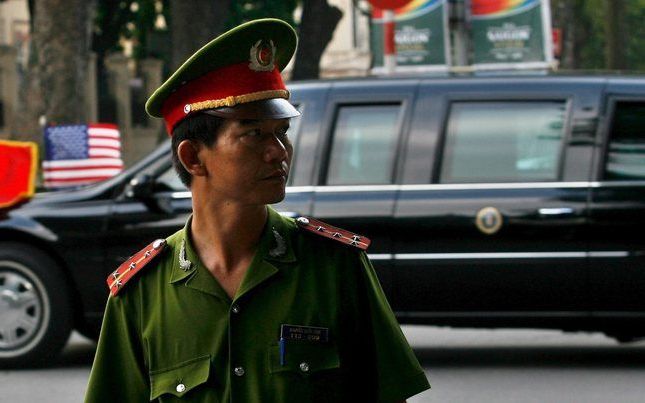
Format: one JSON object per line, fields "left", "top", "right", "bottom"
{"left": 249, "top": 40, "right": 276, "bottom": 72}
{"left": 269, "top": 227, "right": 286, "bottom": 258}
{"left": 179, "top": 239, "right": 193, "bottom": 271}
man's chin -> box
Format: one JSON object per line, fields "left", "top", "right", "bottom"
{"left": 266, "top": 190, "right": 286, "bottom": 205}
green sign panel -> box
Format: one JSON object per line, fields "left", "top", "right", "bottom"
{"left": 470, "top": 0, "right": 551, "bottom": 67}
{"left": 371, "top": 0, "right": 449, "bottom": 71}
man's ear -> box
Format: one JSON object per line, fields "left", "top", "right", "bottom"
{"left": 177, "top": 140, "right": 206, "bottom": 177}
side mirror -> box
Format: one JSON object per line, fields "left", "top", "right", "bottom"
{"left": 125, "top": 174, "right": 154, "bottom": 199}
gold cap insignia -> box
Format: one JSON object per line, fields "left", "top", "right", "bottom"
{"left": 249, "top": 40, "right": 276, "bottom": 72}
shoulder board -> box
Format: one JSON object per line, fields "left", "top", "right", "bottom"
{"left": 295, "top": 216, "right": 371, "bottom": 251}
{"left": 106, "top": 239, "right": 167, "bottom": 296}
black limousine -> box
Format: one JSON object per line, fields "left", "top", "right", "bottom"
{"left": 1, "top": 74, "right": 644, "bottom": 365}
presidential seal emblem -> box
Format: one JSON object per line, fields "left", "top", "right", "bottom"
{"left": 475, "top": 206, "right": 503, "bottom": 235}
{"left": 249, "top": 40, "right": 276, "bottom": 72}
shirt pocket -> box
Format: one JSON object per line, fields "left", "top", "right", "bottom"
{"left": 268, "top": 342, "right": 340, "bottom": 376}
{"left": 149, "top": 355, "right": 211, "bottom": 401}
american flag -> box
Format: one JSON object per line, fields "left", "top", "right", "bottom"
{"left": 43, "top": 123, "right": 124, "bottom": 188}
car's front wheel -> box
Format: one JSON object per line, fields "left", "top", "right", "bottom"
{"left": 0, "top": 243, "right": 72, "bottom": 367}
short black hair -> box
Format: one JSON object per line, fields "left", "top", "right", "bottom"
{"left": 171, "top": 113, "right": 225, "bottom": 188}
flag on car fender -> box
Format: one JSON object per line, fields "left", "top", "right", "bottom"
{"left": 42, "top": 123, "right": 124, "bottom": 188}
{"left": 0, "top": 140, "right": 38, "bottom": 209}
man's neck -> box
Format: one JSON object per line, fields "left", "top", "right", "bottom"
{"left": 190, "top": 200, "right": 268, "bottom": 276}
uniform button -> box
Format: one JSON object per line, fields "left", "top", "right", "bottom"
{"left": 299, "top": 362, "right": 310, "bottom": 373}
{"left": 231, "top": 304, "right": 240, "bottom": 314}
{"left": 176, "top": 383, "right": 186, "bottom": 393}
{"left": 234, "top": 366, "right": 245, "bottom": 377}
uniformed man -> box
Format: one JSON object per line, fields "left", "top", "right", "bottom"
{"left": 85, "top": 18, "right": 430, "bottom": 402}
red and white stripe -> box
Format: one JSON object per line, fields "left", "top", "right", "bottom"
{"left": 43, "top": 124, "right": 124, "bottom": 188}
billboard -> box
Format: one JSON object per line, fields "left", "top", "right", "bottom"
{"left": 371, "top": 0, "right": 450, "bottom": 73}
{"left": 470, "top": 0, "right": 554, "bottom": 70}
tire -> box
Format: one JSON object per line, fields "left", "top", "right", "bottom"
{"left": 0, "top": 243, "right": 73, "bottom": 367}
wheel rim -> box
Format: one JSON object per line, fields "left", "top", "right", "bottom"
{"left": 0, "top": 261, "right": 49, "bottom": 357}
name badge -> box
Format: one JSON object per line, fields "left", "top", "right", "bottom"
{"left": 280, "top": 324, "right": 329, "bottom": 343}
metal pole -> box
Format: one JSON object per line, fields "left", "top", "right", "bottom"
{"left": 383, "top": 9, "right": 396, "bottom": 74}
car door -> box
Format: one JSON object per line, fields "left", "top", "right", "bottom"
{"left": 588, "top": 91, "right": 645, "bottom": 315}
{"left": 393, "top": 78, "right": 600, "bottom": 318}
{"left": 309, "top": 80, "right": 419, "bottom": 296}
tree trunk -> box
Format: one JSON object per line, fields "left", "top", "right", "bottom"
{"left": 13, "top": 0, "right": 93, "bottom": 141}
{"left": 291, "top": 0, "right": 343, "bottom": 80}
{"left": 605, "top": 0, "right": 626, "bottom": 70}
{"left": 169, "top": 0, "right": 231, "bottom": 70}
{"left": 33, "top": 0, "right": 96, "bottom": 126}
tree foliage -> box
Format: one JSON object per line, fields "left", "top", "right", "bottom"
{"left": 93, "top": 0, "right": 168, "bottom": 60}
{"left": 226, "top": 0, "right": 297, "bottom": 28}
{"left": 552, "top": 0, "right": 645, "bottom": 71}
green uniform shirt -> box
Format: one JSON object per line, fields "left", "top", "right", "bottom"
{"left": 85, "top": 207, "right": 430, "bottom": 402}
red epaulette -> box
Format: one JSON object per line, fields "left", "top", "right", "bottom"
{"left": 295, "top": 216, "right": 371, "bottom": 251}
{"left": 106, "top": 239, "right": 167, "bottom": 296}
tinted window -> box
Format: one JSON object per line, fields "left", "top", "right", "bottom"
{"left": 440, "top": 102, "right": 566, "bottom": 183}
{"left": 326, "top": 104, "right": 401, "bottom": 185}
{"left": 604, "top": 101, "right": 645, "bottom": 180}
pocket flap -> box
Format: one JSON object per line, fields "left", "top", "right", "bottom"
{"left": 269, "top": 343, "right": 340, "bottom": 375}
{"left": 149, "top": 355, "right": 211, "bottom": 400}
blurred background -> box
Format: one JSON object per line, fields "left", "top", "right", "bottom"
{"left": 0, "top": 0, "right": 644, "bottom": 167}
{"left": 1, "top": 1, "right": 645, "bottom": 402}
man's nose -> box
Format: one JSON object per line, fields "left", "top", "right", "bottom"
{"left": 264, "top": 135, "right": 288, "bottom": 162}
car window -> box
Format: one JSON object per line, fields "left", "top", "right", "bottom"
{"left": 326, "top": 104, "right": 401, "bottom": 185}
{"left": 604, "top": 101, "right": 645, "bottom": 180}
{"left": 440, "top": 101, "right": 566, "bottom": 183}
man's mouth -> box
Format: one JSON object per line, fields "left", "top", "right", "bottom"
{"left": 264, "top": 170, "right": 288, "bottom": 180}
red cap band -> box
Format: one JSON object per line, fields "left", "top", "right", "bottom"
{"left": 160, "top": 62, "right": 288, "bottom": 134}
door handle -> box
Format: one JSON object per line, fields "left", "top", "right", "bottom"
{"left": 538, "top": 207, "right": 575, "bottom": 216}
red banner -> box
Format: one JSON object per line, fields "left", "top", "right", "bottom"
{"left": 0, "top": 140, "right": 38, "bottom": 209}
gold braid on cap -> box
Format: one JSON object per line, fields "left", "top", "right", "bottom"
{"left": 186, "top": 89, "right": 290, "bottom": 114}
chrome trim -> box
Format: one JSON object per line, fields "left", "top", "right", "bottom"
{"left": 394, "top": 252, "right": 588, "bottom": 260}
{"left": 289, "top": 182, "right": 597, "bottom": 193}
{"left": 594, "top": 180, "right": 645, "bottom": 187}
{"left": 366, "top": 251, "right": 631, "bottom": 261}
{"left": 399, "top": 182, "right": 597, "bottom": 191}
{"left": 315, "top": 185, "right": 399, "bottom": 193}
{"left": 286, "top": 186, "right": 315, "bottom": 193}
{"left": 171, "top": 180, "right": 644, "bottom": 198}
{"left": 367, "top": 254, "right": 394, "bottom": 260}
{"left": 588, "top": 251, "right": 630, "bottom": 258}
{"left": 538, "top": 207, "right": 574, "bottom": 216}
{"left": 396, "top": 311, "right": 586, "bottom": 319}
{"left": 171, "top": 191, "right": 191, "bottom": 199}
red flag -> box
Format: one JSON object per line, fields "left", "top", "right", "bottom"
{"left": 0, "top": 140, "right": 38, "bottom": 209}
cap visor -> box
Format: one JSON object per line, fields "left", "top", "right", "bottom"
{"left": 204, "top": 98, "right": 300, "bottom": 120}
